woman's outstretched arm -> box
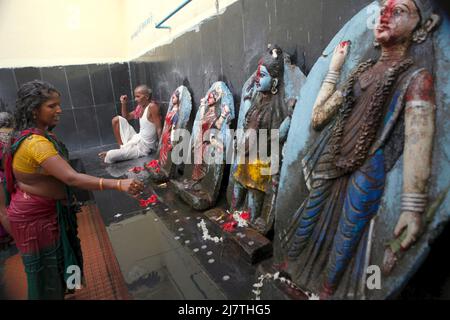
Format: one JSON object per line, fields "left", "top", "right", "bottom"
{"left": 41, "top": 155, "right": 143, "bottom": 195}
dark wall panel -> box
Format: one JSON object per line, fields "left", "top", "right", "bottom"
{"left": 219, "top": 1, "right": 245, "bottom": 113}
{"left": 129, "top": 62, "right": 147, "bottom": 95}
{"left": 155, "top": 43, "right": 177, "bottom": 107}
{"left": 270, "top": 0, "right": 321, "bottom": 71}
{"left": 181, "top": 31, "right": 203, "bottom": 109}
{"left": 66, "top": 65, "right": 94, "bottom": 108}
{"left": 0, "top": 69, "right": 17, "bottom": 111}
{"left": 14, "top": 67, "right": 41, "bottom": 87}
{"left": 110, "top": 63, "right": 132, "bottom": 103}
{"left": 96, "top": 103, "right": 117, "bottom": 146}
{"left": 54, "top": 108, "right": 80, "bottom": 151}
{"left": 172, "top": 36, "right": 185, "bottom": 87}
{"left": 241, "top": 0, "right": 272, "bottom": 79}
{"left": 199, "top": 18, "right": 222, "bottom": 96}
{"left": 41, "top": 66, "right": 72, "bottom": 110}
{"left": 74, "top": 107, "right": 101, "bottom": 148}
{"left": 144, "top": 62, "right": 154, "bottom": 92}
{"left": 88, "top": 64, "right": 115, "bottom": 105}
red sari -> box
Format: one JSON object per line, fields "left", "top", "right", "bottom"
{"left": 192, "top": 106, "right": 219, "bottom": 181}
{"left": 3, "top": 129, "right": 83, "bottom": 300}
{"left": 159, "top": 109, "right": 178, "bottom": 167}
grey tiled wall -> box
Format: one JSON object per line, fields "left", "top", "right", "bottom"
{"left": 0, "top": 63, "right": 132, "bottom": 152}
{"left": 129, "top": 0, "right": 374, "bottom": 122}
{"left": 0, "top": 0, "right": 377, "bottom": 152}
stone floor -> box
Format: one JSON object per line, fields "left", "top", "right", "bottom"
{"left": 0, "top": 144, "right": 260, "bottom": 300}
{"left": 70, "top": 145, "right": 258, "bottom": 300}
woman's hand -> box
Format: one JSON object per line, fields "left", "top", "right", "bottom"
{"left": 121, "top": 179, "right": 144, "bottom": 196}
{"left": 329, "top": 41, "right": 351, "bottom": 72}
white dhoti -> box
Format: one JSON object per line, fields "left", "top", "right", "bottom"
{"left": 104, "top": 115, "right": 157, "bottom": 164}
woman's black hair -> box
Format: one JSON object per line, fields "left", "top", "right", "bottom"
{"left": 14, "top": 80, "right": 60, "bottom": 131}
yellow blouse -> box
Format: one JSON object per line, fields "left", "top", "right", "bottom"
{"left": 12, "top": 134, "right": 59, "bottom": 174}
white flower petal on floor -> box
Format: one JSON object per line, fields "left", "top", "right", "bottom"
{"left": 250, "top": 272, "right": 318, "bottom": 301}
{"left": 197, "top": 219, "right": 224, "bottom": 244}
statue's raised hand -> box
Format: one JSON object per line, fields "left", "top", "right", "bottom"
{"left": 394, "top": 211, "right": 422, "bottom": 250}
{"left": 329, "top": 41, "right": 351, "bottom": 72}
{"left": 221, "top": 105, "right": 231, "bottom": 118}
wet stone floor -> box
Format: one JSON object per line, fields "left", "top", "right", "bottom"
{"left": 69, "top": 145, "right": 258, "bottom": 300}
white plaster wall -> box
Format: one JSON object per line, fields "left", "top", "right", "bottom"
{"left": 0, "top": 0, "right": 127, "bottom": 67}
{"left": 0, "top": 0, "right": 238, "bottom": 67}
{"left": 126, "top": 0, "right": 238, "bottom": 61}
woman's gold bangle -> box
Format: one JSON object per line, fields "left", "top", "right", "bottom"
{"left": 117, "top": 179, "right": 122, "bottom": 191}
{"left": 99, "top": 178, "right": 104, "bottom": 191}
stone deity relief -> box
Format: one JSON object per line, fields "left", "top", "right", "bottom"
{"left": 148, "top": 86, "right": 192, "bottom": 182}
{"left": 270, "top": 0, "right": 450, "bottom": 299}
{"left": 170, "top": 82, "right": 235, "bottom": 211}
{"left": 225, "top": 45, "right": 305, "bottom": 235}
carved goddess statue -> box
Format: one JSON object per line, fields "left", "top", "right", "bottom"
{"left": 232, "top": 45, "right": 295, "bottom": 231}
{"left": 281, "top": 0, "right": 440, "bottom": 298}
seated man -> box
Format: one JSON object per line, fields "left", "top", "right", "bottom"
{"left": 100, "top": 85, "right": 162, "bottom": 164}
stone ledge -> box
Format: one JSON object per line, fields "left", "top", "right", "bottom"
{"left": 256, "top": 260, "right": 309, "bottom": 300}
{"left": 204, "top": 208, "right": 273, "bottom": 265}
{"left": 169, "top": 179, "right": 216, "bottom": 211}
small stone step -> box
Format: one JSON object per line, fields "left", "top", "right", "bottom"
{"left": 255, "top": 260, "right": 309, "bottom": 300}
{"left": 204, "top": 208, "right": 273, "bottom": 265}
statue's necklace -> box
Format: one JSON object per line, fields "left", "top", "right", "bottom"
{"left": 330, "top": 58, "right": 414, "bottom": 172}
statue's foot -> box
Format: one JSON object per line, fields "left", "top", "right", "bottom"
{"left": 183, "top": 179, "right": 202, "bottom": 191}
{"left": 271, "top": 268, "right": 310, "bottom": 300}
{"left": 272, "top": 260, "right": 289, "bottom": 272}
{"left": 182, "top": 179, "right": 193, "bottom": 189}
{"left": 192, "top": 182, "right": 202, "bottom": 192}
{"left": 252, "top": 217, "right": 267, "bottom": 234}
{"left": 382, "top": 247, "right": 398, "bottom": 275}
{"left": 319, "top": 283, "right": 334, "bottom": 300}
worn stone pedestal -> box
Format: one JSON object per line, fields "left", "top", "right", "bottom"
{"left": 148, "top": 167, "right": 170, "bottom": 183}
{"left": 256, "top": 260, "right": 309, "bottom": 300}
{"left": 204, "top": 208, "right": 273, "bottom": 265}
{"left": 169, "top": 179, "right": 216, "bottom": 211}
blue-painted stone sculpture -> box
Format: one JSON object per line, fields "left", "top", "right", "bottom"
{"left": 224, "top": 45, "right": 306, "bottom": 235}
{"left": 271, "top": 0, "right": 450, "bottom": 299}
